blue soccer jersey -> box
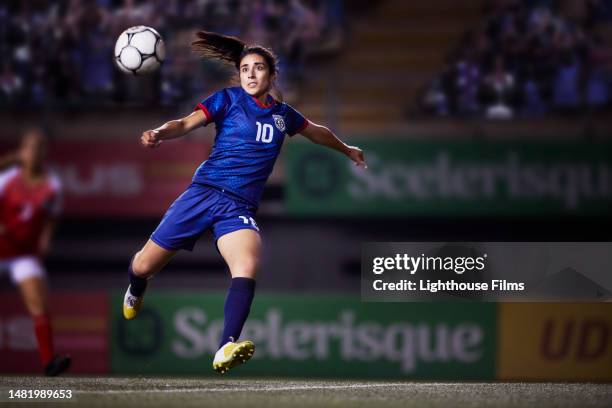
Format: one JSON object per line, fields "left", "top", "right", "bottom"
{"left": 193, "top": 87, "right": 308, "bottom": 207}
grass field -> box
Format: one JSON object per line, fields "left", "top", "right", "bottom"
{"left": 1, "top": 377, "right": 611, "bottom": 407}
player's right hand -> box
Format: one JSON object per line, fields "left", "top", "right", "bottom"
{"left": 141, "top": 130, "right": 162, "bottom": 148}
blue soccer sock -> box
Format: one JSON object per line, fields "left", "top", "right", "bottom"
{"left": 219, "top": 277, "right": 256, "bottom": 348}
{"left": 128, "top": 259, "right": 148, "bottom": 297}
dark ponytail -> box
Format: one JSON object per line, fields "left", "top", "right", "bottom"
{"left": 192, "top": 30, "right": 279, "bottom": 75}
{"left": 191, "top": 31, "right": 246, "bottom": 67}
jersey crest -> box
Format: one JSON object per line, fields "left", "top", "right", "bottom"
{"left": 272, "top": 115, "right": 286, "bottom": 133}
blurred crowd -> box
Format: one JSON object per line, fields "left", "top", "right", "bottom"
{"left": 421, "top": 0, "right": 612, "bottom": 119}
{"left": 0, "top": 0, "right": 345, "bottom": 108}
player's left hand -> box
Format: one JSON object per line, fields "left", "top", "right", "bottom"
{"left": 141, "top": 130, "right": 162, "bottom": 148}
{"left": 347, "top": 146, "right": 367, "bottom": 169}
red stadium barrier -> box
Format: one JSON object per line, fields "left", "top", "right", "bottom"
{"left": 48, "top": 140, "right": 210, "bottom": 217}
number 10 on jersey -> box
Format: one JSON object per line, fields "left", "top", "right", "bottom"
{"left": 255, "top": 121, "right": 273, "bottom": 143}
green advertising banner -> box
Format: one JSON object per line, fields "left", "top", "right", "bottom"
{"left": 111, "top": 293, "right": 496, "bottom": 379}
{"left": 286, "top": 140, "right": 612, "bottom": 216}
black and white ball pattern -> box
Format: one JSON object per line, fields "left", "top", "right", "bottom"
{"left": 115, "top": 26, "right": 165, "bottom": 75}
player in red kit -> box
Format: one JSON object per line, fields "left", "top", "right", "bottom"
{"left": 0, "top": 129, "right": 71, "bottom": 376}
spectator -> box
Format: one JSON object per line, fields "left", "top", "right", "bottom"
{"left": 0, "top": 63, "right": 23, "bottom": 102}
{"left": 482, "top": 55, "right": 517, "bottom": 119}
{"left": 454, "top": 48, "right": 482, "bottom": 116}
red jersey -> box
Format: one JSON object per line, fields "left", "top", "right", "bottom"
{"left": 0, "top": 167, "right": 62, "bottom": 259}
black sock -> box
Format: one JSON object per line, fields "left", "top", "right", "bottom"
{"left": 219, "top": 277, "right": 256, "bottom": 348}
{"left": 128, "top": 260, "right": 148, "bottom": 297}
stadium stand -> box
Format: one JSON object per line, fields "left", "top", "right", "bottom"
{"left": 299, "top": 0, "right": 485, "bottom": 133}
{"left": 1, "top": 0, "right": 611, "bottom": 139}
{"left": 419, "top": 0, "right": 612, "bottom": 120}
{"left": 0, "top": 0, "right": 344, "bottom": 108}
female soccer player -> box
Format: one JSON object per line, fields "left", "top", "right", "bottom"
{"left": 123, "top": 31, "right": 367, "bottom": 374}
{"left": 0, "top": 129, "right": 70, "bottom": 376}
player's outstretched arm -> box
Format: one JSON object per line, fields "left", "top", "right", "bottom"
{"left": 299, "top": 121, "right": 367, "bottom": 169}
{"left": 141, "top": 110, "right": 207, "bottom": 148}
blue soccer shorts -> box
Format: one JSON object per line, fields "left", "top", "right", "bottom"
{"left": 150, "top": 182, "right": 260, "bottom": 251}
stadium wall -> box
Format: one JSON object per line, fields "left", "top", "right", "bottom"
{"left": 1, "top": 292, "right": 611, "bottom": 381}
{"left": 4, "top": 135, "right": 612, "bottom": 219}
{"left": 286, "top": 139, "right": 612, "bottom": 217}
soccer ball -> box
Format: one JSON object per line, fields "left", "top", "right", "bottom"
{"left": 115, "top": 26, "right": 165, "bottom": 75}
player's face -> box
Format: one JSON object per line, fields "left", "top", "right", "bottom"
{"left": 19, "top": 131, "right": 47, "bottom": 170}
{"left": 239, "top": 53, "right": 273, "bottom": 98}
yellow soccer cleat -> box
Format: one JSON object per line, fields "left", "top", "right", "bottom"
{"left": 123, "top": 286, "right": 144, "bottom": 320}
{"left": 212, "top": 340, "right": 255, "bottom": 374}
